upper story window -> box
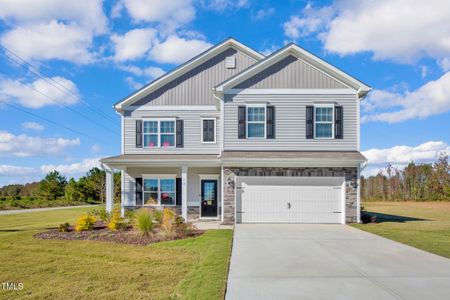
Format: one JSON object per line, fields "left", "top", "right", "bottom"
{"left": 247, "top": 105, "right": 266, "bottom": 138}
{"left": 314, "top": 106, "right": 334, "bottom": 139}
{"left": 201, "top": 118, "right": 216, "bottom": 143}
{"left": 143, "top": 119, "right": 175, "bottom": 148}
{"left": 143, "top": 176, "right": 176, "bottom": 206}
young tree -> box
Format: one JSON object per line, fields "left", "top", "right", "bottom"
{"left": 85, "top": 168, "right": 106, "bottom": 203}
{"left": 39, "top": 171, "right": 67, "bottom": 200}
{"left": 65, "top": 178, "right": 83, "bottom": 202}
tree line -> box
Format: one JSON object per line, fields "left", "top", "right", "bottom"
{"left": 361, "top": 153, "right": 449, "bottom": 201}
{"left": 0, "top": 168, "right": 121, "bottom": 203}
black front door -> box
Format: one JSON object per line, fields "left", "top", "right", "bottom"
{"left": 201, "top": 179, "right": 218, "bottom": 217}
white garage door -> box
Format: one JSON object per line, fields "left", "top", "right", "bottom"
{"left": 238, "top": 177, "right": 344, "bottom": 224}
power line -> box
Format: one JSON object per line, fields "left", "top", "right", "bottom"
{"left": 0, "top": 69, "right": 117, "bottom": 135}
{"left": 0, "top": 101, "right": 115, "bottom": 146}
{"left": 0, "top": 45, "right": 118, "bottom": 125}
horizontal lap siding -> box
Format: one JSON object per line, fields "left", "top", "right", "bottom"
{"left": 224, "top": 94, "right": 358, "bottom": 151}
{"left": 124, "top": 110, "right": 221, "bottom": 154}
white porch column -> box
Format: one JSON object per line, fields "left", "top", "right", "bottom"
{"left": 103, "top": 164, "right": 114, "bottom": 213}
{"left": 181, "top": 166, "right": 188, "bottom": 221}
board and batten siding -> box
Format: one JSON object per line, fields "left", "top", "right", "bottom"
{"left": 133, "top": 47, "right": 258, "bottom": 106}
{"left": 123, "top": 167, "right": 220, "bottom": 207}
{"left": 233, "top": 55, "right": 347, "bottom": 89}
{"left": 124, "top": 109, "right": 221, "bottom": 154}
{"left": 223, "top": 93, "right": 358, "bottom": 151}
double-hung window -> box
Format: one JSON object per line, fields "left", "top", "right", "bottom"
{"left": 143, "top": 177, "right": 176, "bottom": 206}
{"left": 314, "top": 106, "right": 334, "bottom": 139}
{"left": 143, "top": 119, "right": 175, "bottom": 147}
{"left": 247, "top": 105, "right": 266, "bottom": 138}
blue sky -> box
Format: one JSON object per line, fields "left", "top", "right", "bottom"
{"left": 0, "top": 0, "right": 449, "bottom": 186}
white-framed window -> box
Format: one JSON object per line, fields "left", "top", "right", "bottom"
{"left": 201, "top": 118, "right": 216, "bottom": 143}
{"left": 314, "top": 105, "right": 334, "bottom": 139}
{"left": 142, "top": 175, "right": 176, "bottom": 206}
{"left": 247, "top": 105, "right": 266, "bottom": 138}
{"left": 143, "top": 119, "right": 175, "bottom": 148}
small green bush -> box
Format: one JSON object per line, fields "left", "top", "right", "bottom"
{"left": 134, "top": 209, "right": 154, "bottom": 236}
{"left": 152, "top": 209, "right": 163, "bottom": 224}
{"left": 58, "top": 222, "right": 70, "bottom": 232}
{"left": 90, "top": 207, "right": 111, "bottom": 223}
{"left": 75, "top": 214, "right": 96, "bottom": 232}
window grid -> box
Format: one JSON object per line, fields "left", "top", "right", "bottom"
{"left": 314, "top": 106, "right": 334, "bottom": 139}
{"left": 143, "top": 178, "right": 176, "bottom": 206}
{"left": 143, "top": 120, "right": 175, "bottom": 148}
{"left": 247, "top": 106, "right": 266, "bottom": 138}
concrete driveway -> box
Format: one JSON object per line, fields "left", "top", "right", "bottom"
{"left": 226, "top": 224, "right": 450, "bottom": 300}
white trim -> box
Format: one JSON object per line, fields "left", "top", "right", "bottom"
{"left": 142, "top": 175, "right": 177, "bottom": 207}
{"left": 198, "top": 175, "right": 220, "bottom": 219}
{"left": 125, "top": 105, "right": 218, "bottom": 111}
{"left": 115, "top": 38, "right": 264, "bottom": 110}
{"left": 341, "top": 180, "right": 346, "bottom": 224}
{"left": 181, "top": 166, "right": 188, "bottom": 221}
{"left": 246, "top": 104, "right": 267, "bottom": 139}
{"left": 200, "top": 118, "right": 217, "bottom": 144}
{"left": 356, "top": 93, "right": 360, "bottom": 151}
{"left": 221, "top": 165, "right": 224, "bottom": 222}
{"left": 121, "top": 115, "right": 124, "bottom": 154}
{"left": 227, "top": 88, "right": 357, "bottom": 95}
{"left": 141, "top": 118, "right": 176, "bottom": 149}
{"left": 314, "top": 104, "right": 334, "bottom": 140}
{"left": 215, "top": 44, "right": 371, "bottom": 96}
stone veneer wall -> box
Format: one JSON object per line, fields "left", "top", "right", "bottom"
{"left": 222, "top": 167, "right": 358, "bottom": 224}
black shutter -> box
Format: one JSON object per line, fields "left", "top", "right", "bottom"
{"left": 176, "top": 119, "right": 184, "bottom": 148}
{"left": 335, "top": 106, "right": 343, "bottom": 139}
{"left": 266, "top": 106, "right": 275, "bottom": 139}
{"left": 306, "top": 106, "right": 314, "bottom": 139}
{"left": 176, "top": 178, "right": 182, "bottom": 206}
{"left": 238, "top": 106, "right": 246, "bottom": 139}
{"left": 202, "top": 120, "right": 215, "bottom": 142}
{"left": 136, "top": 120, "right": 142, "bottom": 148}
{"left": 135, "top": 178, "right": 143, "bottom": 206}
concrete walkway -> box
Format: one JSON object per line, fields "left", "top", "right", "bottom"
{"left": 226, "top": 224, "right": 450, "bottom": 300}
{"left": 0, "top": 205, "right": 96, "bottom": 215}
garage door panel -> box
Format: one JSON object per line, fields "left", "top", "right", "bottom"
{"left": 240, "top": 180, "right": 343, "bottom": 224}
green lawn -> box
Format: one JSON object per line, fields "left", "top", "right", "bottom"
{"left": 352, "top": 201, "right": 450, "bottom": 258}
{"left": 0, "top": 207, "right": 233, "bottom": 299}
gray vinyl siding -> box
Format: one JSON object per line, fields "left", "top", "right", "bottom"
{"left": 124, "top": 109, "right": 220, "bottom": 154}
{"left": 123, "top": 167, "right": 220, "bottom": 207}
{"left": 223, "top": 93, "right": 358, "bottom": 151}
{"left": 133, "top": 47, "right": 257, "bottom": 106}
{"left": 233, "top": 55, "right": 347, "bottom": 89}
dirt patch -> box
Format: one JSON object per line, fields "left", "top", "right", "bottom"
{"left": 34, "top": 222, "right": 204, "bottom": 246}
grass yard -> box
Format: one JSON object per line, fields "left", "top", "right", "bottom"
{"left": 0, "top": 207, "right": 233, "bottom": 299}
{"left": 353, "top": 201, "right": 450, "bottom": 258}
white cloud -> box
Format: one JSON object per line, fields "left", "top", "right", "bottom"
{"left": 40, "top": 158, "right": 101, "bottom": 175}
{"left": 124, "top": 76, "right": 144, "bottom": 90}
{"left": 0, "top": 75, "right": 79, "bottom": 109}
{"left": 121, "top": 0, "right": 195, "bottom": 30}
{"left": 201, "top": 0, "right": 250, "bottom": 12}
{"left": 149, "top": 35, "right": 212, "bottom": 64}
{"left": 0, "top": 164, "right": 36, "bottom": 176}
{"left": 0, "top": 131, "right": 80, "bottom": 157}
{"left": 90, "top": 144, "right": 101, "bottom": 154}
{"left": 363, "top": 141, "right": 449, "bottom": 166}
{"left": 362, "top": 72, "right": 450, "bottom": 123}
{"left": 119, "top": 65, "right": 165, "bottom": 79}
{"left": 22, "top": 122, "right": 44, "bottom": 131}
{"left": 253, "top": 8, "right": 275, "bottom": 20}
{"left": 1, "top": 21, "right": 95, "bottom": 64}
{"left": 283, "top": 0, "right": 450, "bottom": 67}
{"left": 111, "top": 28, "right": 157, "bottom": 62}
{"left": 0, "top": 0, "right": 108, "bottom": 34}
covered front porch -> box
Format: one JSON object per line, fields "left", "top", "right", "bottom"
{"left": 100, "top": 154, "right": 223, "bottom": 222}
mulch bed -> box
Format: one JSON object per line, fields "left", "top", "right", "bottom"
{"left": 34, "top": 222, "right": 204, "bottom": 246}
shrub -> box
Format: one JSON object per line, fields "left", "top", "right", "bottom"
{"left": 134, "top": 208, "right": 154, "bottom": 236}
{"left": 108, "top": 207, "right": 127, "bottom": 231}
{"left": 75, "top": 214, "right": 96, "bottom": 232}
{"left": 90, "top": 207, "right": 111, "bottom": 223}
{"left": 58, "top": 222, "right": 70, "bottom": 232}
{"left": 152, "top": 209, "right": 163, "bottom": 224}
{"left": 161, "top": 208, "right": 176, "bottom": 239}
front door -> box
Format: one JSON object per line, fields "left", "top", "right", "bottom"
{"left": 201, "top": 179, "right": 218, "bottom": 218}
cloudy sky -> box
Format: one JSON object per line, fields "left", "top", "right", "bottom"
{"left": 0, "top": 0, "right": 449, "bottom": 185}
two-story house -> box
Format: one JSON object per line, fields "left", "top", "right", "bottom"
{"left": 101, "top": 38, "right": 370, "bottom": 224}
